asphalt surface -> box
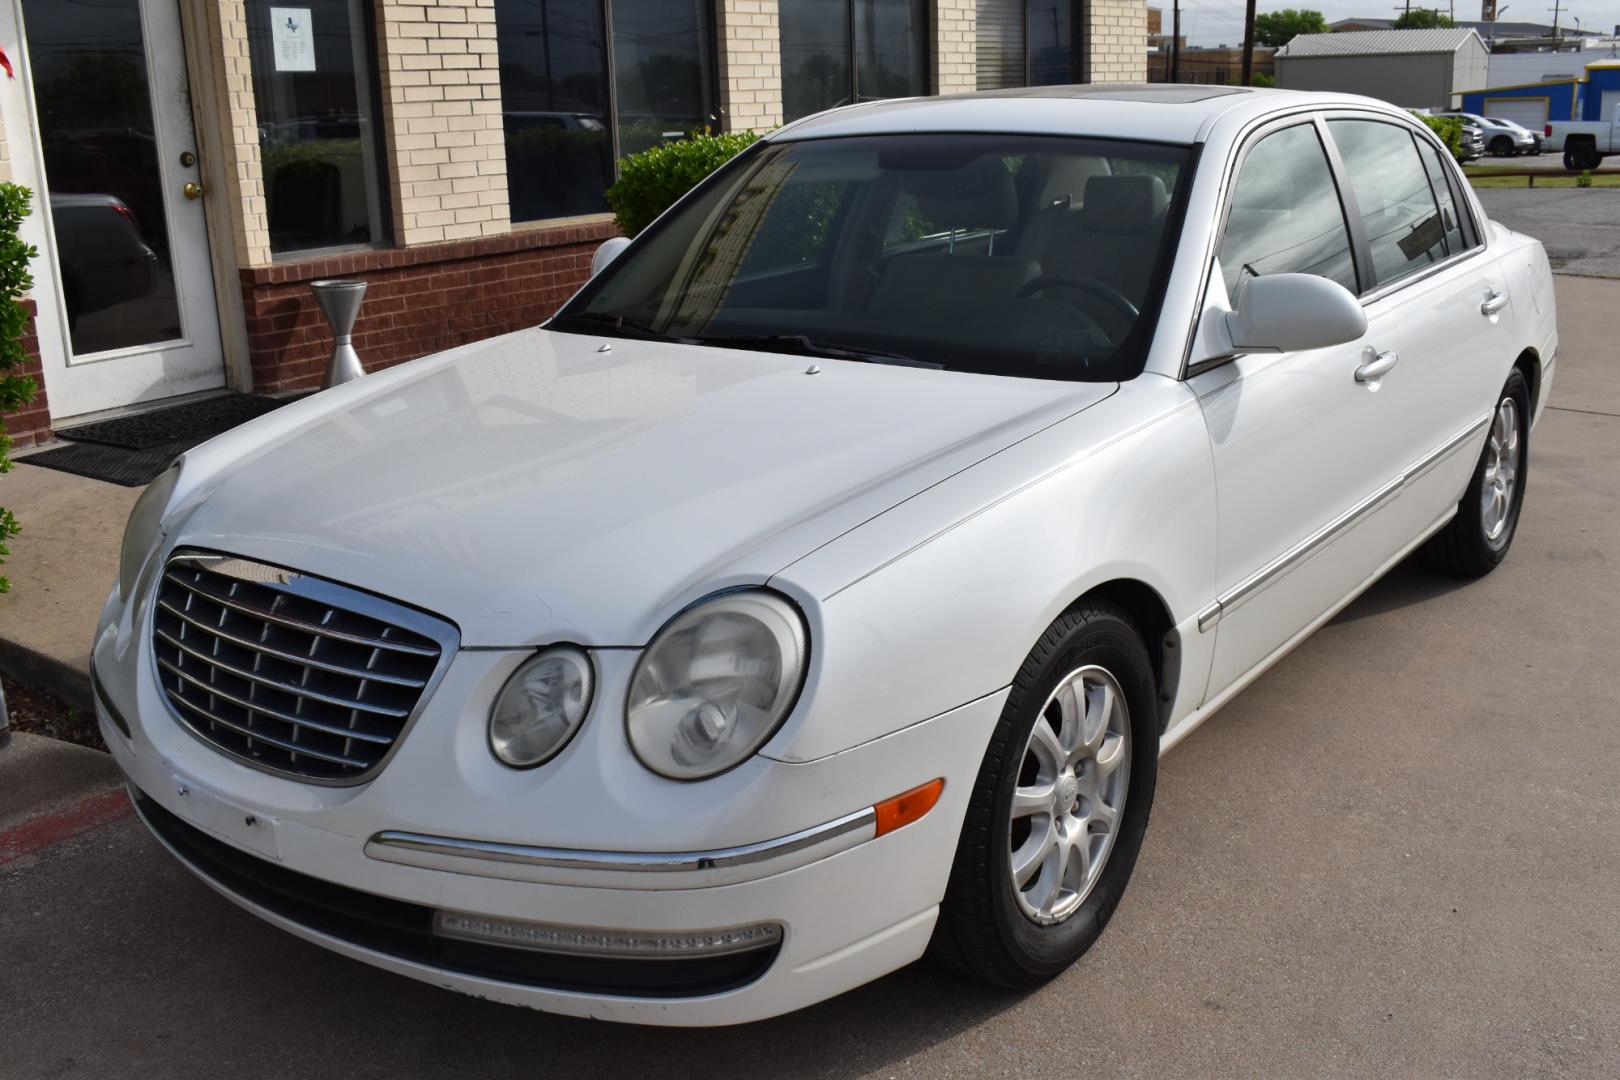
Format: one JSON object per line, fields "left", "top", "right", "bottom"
{"left": 3, "top": 278, "right": 1618, "bottom": 1079}
{"left": 1477, "top": 188, "right": 1620, "bottom": 279}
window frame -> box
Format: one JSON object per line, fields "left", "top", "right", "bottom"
{"left": 976, "top": 0, "right": 1087, "bottom": 90}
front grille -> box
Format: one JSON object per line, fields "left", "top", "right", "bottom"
{"left": 151, "top": 551, "right": 456, "bottom": 784}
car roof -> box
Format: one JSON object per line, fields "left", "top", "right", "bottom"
{"left": 769, "top": 85, "right": 1406, "bottom": 146}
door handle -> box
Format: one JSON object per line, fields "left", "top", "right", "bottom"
{"left": 1355, "top": 350, "right": 1399, "bottom": 383}
{"left": 1480, "top": 291, "right": 1509, "bottom": 315}
{"left": 183, "top": 182, "right": 205, "bottom": 200}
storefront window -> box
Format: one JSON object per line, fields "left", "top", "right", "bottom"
{"left": 782, "top": 0, "right": 928, "bottom": 123}
{"left": 245, "top": 0, "right": 389, "bottom": 255}
{"left": 612, "top": 0, "right": 718, "bottom": 158}
{"left": 978, "top": 0, "right": 1083, "bottom": 90}
{"left": 496, "top": 0, "right": 613, "bottom": 222}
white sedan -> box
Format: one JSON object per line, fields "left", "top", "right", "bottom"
{"left": 96, "top": 86, "right": 1557, "bottom": 1026}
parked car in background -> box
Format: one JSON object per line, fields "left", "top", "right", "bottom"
{"left": 1545, "top": 104, "right": 1620, "bottom": 170}
{"left": 1444, "top": 112, "right": 1538, "bottom": 156}
{"left": 48, "top": 192, "right": 157, "bottom": 327}
{"left": 99, "top": 87, "right": 1557, "bottom": 1027}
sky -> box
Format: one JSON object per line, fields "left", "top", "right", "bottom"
{"left": 1177, "top": 0, "right": 1620, "bottom": 46}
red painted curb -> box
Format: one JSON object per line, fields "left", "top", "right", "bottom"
{"left": 0, "top": 788, "right": 134, "bottom": 866}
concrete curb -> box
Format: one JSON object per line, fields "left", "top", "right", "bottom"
{"left": 0, "top": 636, "right": 93, "bottom": 715}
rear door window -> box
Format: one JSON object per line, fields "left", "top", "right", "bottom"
{"left": 1327, "top": 119, "right": 1450, "bottom": 289}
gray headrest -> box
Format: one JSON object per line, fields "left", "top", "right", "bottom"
{"left": 1037, "top": 156, "right": 1112, "bottom": 208}
{"left": 905, "top": 158, "right": 1019, "bottom": 231}
{"left": 1081, "top": 175, "right": 1169, "bottom": 233}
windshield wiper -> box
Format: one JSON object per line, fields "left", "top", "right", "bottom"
{"left": 547, "top": 311, "right": 674, "bottom": 342}
{"left": 689, "top": 334, "right": 942, "bottom": 369}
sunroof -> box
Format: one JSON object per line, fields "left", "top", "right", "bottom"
{"left": 965, "top": 85, "right": 1251, "bottom": 104}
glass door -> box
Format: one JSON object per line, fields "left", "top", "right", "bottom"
{"left": 4, "top": 0, "right": 225, "bottom": 419}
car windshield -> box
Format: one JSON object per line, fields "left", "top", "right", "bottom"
{"left": 554, "top": 133, "right": 1192, "bottom": 382}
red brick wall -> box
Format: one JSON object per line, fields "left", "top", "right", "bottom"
{"left": 241, "top": 219, "right": 619, "bottom": 393}
{"left": 1, "top": 300, "right": 51, "bottom": 449}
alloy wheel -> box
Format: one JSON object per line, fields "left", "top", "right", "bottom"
{"left": 1482, "top": 396, "right": 1520, "bottom": 544}
{"left": 1008, "top": 665, "right": 1131, "bottom": 925}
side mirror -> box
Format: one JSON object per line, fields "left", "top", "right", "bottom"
{"left": 1225, "top": 273, "right": 1367, "bottom": 353}
{"left": 590, "top": 236, "right": 631, "bottom": 278}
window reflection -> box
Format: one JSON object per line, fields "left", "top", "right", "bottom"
{"left": 978, "top": 0, "right": 1082, "bottom": 89}
{"left": 23, "top": 0, "right": 181, "bottom": 354}
{"left": 781, "top": 0, "right": 928, "bottom": 122}
{"left": 245, "top": 0, "right": 389, "bottom": 254}
{"left": 612, "top": 0, "right": 717, "bottom": 158}
{"left": 497, "top": 0, "right": 614, "bottom": 222}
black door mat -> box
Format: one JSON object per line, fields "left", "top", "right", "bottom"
{"left": 20, "top": 441, "right": 189, "bottom": 487}
{"left": 53, "top": 392, "right": 293, "bottom": 450}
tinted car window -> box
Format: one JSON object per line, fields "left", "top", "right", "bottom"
{"left": 558, "top": 134, "right": 1192, "bottom": 382}
{"left": 1417, "top": 138, "right": 1468, "bottom": 257}
{"left": 1328, "top": 119, "right": 1449, "bottom": 289}
{"left": 1217, "top": 123, "right": 1356, "bottom": 305}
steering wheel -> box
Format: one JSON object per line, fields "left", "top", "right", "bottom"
{"left": 1013, "top": 275, "right": 1140, "bottom": 322}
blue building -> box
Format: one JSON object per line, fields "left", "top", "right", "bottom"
{"left": 1458, "top": 58, "right": 1620, "bottom": 129}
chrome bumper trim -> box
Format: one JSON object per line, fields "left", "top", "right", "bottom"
{"left": 365, "top": 806, "right": 879, "bottom": 890}
{"left": 1198, "top": 413, "right": 1490, "bottom": 632}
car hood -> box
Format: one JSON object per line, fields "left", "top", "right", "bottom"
{"left": 174, "top": 327, "right": 1114, "bottom": 646}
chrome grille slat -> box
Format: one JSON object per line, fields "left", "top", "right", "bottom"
{"left": 155, "top": 627, "right": 411, "bottom": 718}
{"left": 162, "top": 685, "right": 374, "bottom": 768}
{"left": 162, "top": 571, "right": 440, "bottom": 657}
{"left": 152, "top": 552, "right": 455, "bottom": 784}
{"left": 154, "top": 655, "right": 394, "bottom": 745}
{"left": 156, "top": 599, "right": 428, "bottom": 688}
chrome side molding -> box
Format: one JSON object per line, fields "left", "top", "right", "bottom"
{"left": 1197, "top": 413, "right": 1490, "bottom": 632}
{"left": 365, "top": 806, "right": 879, "bottom": 890}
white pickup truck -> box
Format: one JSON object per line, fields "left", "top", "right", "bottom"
{"left": 1545, "top": 105, "right": 1620, "bottom": 170}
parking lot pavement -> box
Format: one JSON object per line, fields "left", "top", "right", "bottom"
{"left": 1477, "top": 188, "right": 1620, "bottom": 279}
{"left": 4, "top": 278, "right": 1618, "bottom": 1080}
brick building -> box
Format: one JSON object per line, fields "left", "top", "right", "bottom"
{"left": 0, "top": 0, "right": 1146, "bottom": 446}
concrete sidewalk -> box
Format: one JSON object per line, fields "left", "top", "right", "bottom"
{"left": 0, "top": 462, "right": 137, "bottom": 711}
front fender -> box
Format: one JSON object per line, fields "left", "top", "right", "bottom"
{"left": 762, "top": 378, "right": 1217, "bottom": 763}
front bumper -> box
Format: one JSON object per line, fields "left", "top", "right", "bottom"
{"left": 96, "top": 622, "right": 1005, "bottom": 1025}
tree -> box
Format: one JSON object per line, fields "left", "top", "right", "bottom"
{"left": 0, "top": 183, "right": 39, "bottom": 595}
{"left": 1254, "top": 8, "right": 1330, "bottom": 47}
{"left": 1393, "top": 8, "right": 1456, "bottom": 27}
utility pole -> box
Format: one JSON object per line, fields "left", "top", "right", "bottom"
{"left": 1172, "top": 0, "right": 1182, "bottom": 82}
{"left": 1548, "top": 0, "right": 1562, "bottom": 40}
{"left": 1241, "top": 0, "right": 1258, "bottom": 85}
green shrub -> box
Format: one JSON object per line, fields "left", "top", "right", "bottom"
{"left": 0, "top": 182, "right": 39, "bottom": 593}
{"left": 606, "top": 130, "right": 761, "bottom": 238}
{"left": 1414, "top": 113, "right": 1466, "bottom": 162}
{"left": 1249, "top": 72, "right": 1275, "bottom": 88}
{"left": 1577, "top": 170, "right": 1594, "bottom": 188}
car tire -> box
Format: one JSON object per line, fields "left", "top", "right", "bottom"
{"left": 930, "top": 598, "right": 1158, "bottom": 989}
{"left": 1424, "top": 369, "right": 1530, "bottom": 577}
{"left": 1565, "top": 145, "right": 1600, "bottom": 171}
{"left": 1489, "top": 136, "right": 1513, "bottom": 156}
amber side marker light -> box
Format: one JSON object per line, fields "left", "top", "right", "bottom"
{"left": 874, "top": 778, "right": 945, "bottom": 837}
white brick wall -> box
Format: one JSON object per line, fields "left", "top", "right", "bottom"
{"left": 1087, "top": 0, "right": 1150, "bottom": 83}
{"left": 716, "top": 0, "right": 784, "bottom": 132}
{"left": 932, "top": 0, "right": 976, "bottom": 94}
{"left": 375, "top": 0, "right": 511, "bottom": 245}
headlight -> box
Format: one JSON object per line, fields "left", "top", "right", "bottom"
{"left": 626, "top": 591, "right": 808, "bottom": 780}
{"left": 118, "top": 462, "right": 181, "bottom": 602}
{"left": 488, "top": 646, "right": 595, "bottom": 768}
